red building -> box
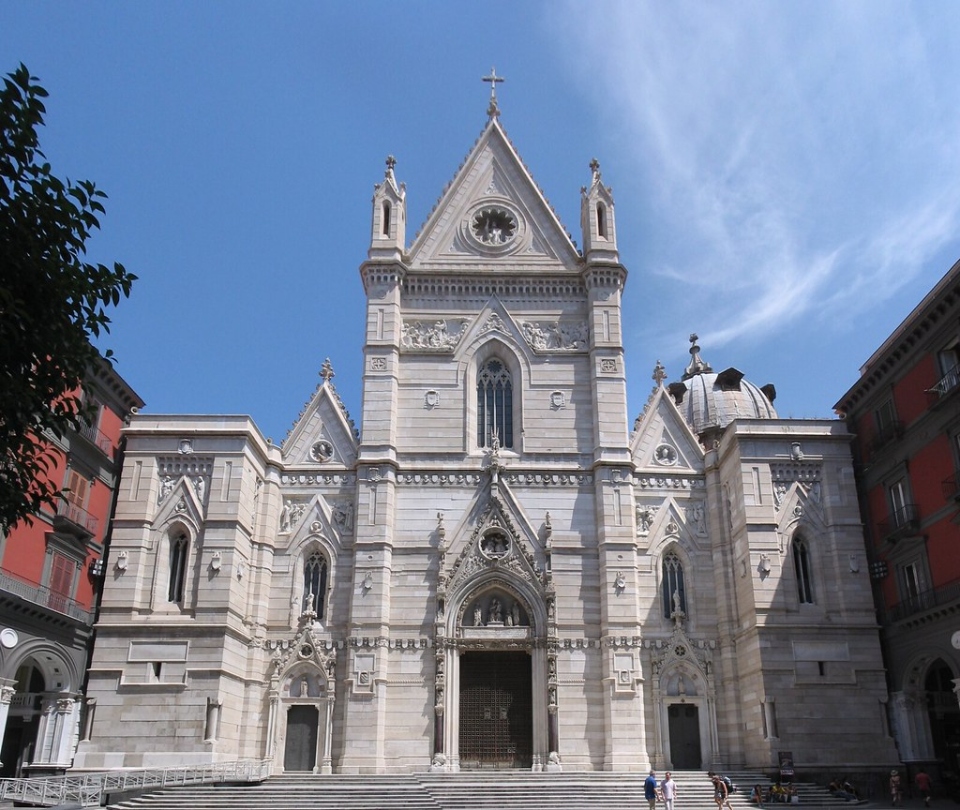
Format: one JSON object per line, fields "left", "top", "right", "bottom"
{"left": 0, "top": 357, "right": 142, "bottom": 776}
{"left": 835, "top": 258, "right": 960, "bottom": 780}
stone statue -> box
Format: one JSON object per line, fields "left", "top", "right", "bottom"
{"left": 488, "top": 598, "right": 503, "bottom": 624}
{"left": 511, "top": 602, "right": 521, "bottom": 626}
{"left": 474, "top": 605, "right": 483, "bottom": 626}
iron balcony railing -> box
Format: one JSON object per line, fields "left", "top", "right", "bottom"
{"left": 0, "top": 568, "right": 93, "bottom": 624}
{"left": 871, "top": 420, "right": 904, "bottom": 452}
{"left": 76, "top": 420, "right": 114, "bottom": 457}
{"left": 0, "top": 759, "right": 272, "bottom": 808}
{"left": 55, "top": 499, "right": 98, "bottom": 535}
{"left": 930, "top": 363, "right": 960, "bottom": 399}
{"left": 878, "top": 503, "right": 920, "bottom": 543}
{"left": 886, "top": 578, "right": 960, "bottom": 624}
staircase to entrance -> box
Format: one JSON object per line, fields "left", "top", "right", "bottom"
{"left": 102, "top": 770, "right": 863, "bottom": 810}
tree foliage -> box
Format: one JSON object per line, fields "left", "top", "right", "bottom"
{"left": 0, "top": 64, "right": 136, "bottom": 532}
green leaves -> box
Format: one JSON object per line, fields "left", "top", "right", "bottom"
{"left": 0, "top": 63, "right": 136, "bottom": 533}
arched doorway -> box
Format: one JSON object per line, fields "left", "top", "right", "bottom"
{"left": 459, "top": 650, "right": 532, "bottom": 769}
{"left": 0, "top": 661, "right": 44, "bottom": 778}
{"left": 925, "top": 660, "right": 960, "bottom": 771}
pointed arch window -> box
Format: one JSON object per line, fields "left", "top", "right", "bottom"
{"left": 381, "top": 201, "right": 391, "bottom": 236}
{"left": 662, "top": 551, "right": 686, "bottom": 618}
{"left": 303, "top": 550, "right": 329, "bottom": 619}
{"left": 794, "top": 535, "right": 814, "bottom": 604}
{"left": 596, "top": 202, "right": 607, "bottom": 239}
{"left": 477, "top": 358, "right": 513, "bottom": 449}
{"left": 168, "top": 532, "right": 189, "bottom": 603}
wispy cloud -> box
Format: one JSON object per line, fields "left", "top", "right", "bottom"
{"left": 550, "top": 1, "right": 960, "bottom": 350}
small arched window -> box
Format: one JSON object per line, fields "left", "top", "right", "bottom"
{"left": 168, "top": 532, "right": 189, "bottom": 603}
{"left": 662, "top": 551, "right": 686, "bottom": 618}
{"left": 381, "top": 201, "right": 391, "bottom": 237}
{"left": 794, "top": 536, "right": 814, "bottom": 604}
{"left": 303, "top": 550, "right": 329, "bottom": 619}
{"left": 477, "top": 358, "right": 513, "bottom": 449}
{"left": 596, "top": 203, "right": 607, "bottom": 239}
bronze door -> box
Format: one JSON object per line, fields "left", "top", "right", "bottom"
{"left": 459, "top": 651, "right": 532, "bottom": 769}
{"left": 284, "top": 705, "right": 318, "bottom": 772}
{"left": 668, "top": 703, "right": 701, "bottom": 769}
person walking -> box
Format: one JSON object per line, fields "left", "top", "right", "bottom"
{"left": 915, "top": 768, "right": 932, "bottom": 807}
{"left": 645, "top": 770, "right": 660, "bottom": 810}
{"left": 712, "top": 774, "right": 733, "bottom": 810}
{"left": 661, "top": 771, "right": 677, "bottom": 810}
{"left": 890, "top": 770, "right": 903, "bottom": 807}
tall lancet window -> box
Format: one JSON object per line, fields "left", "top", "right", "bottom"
{"left": 168, "top": 532, "right": 188, "bottom": 604}
{"left": 477, "top": 358, "right": 513, "bottom": 449}
{"left": 304, "top": 550, "right": 328, "bottom": 619}
{"left": 662, "top": 551, "right": 686, "bottom": 619}
{"left": 794, "top": 535, "right": 814, "bottom": 604}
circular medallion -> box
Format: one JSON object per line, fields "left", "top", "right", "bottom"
{"left": 472, "top": 207, "right": 516, "bottom": 246}
{"left": 952, "top": 631, "right": 960, "bottom": 650}
{"left": 310, "top": 440, "right": 333, "bottom": 463}
{"left": 299, "top": 644, "right": 314, "bottom": 659}
{"left": 674, "top": 645, "right": 686, "bottom": 657}
{"left": 0, "top": 629, "right": 18, "bottom": 649}
{"left": 655, "top": 444, "right": 678, "bottom": 466}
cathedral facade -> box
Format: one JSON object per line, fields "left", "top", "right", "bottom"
{"left": 74, "top": 105, "right": 899, "bottom": 774}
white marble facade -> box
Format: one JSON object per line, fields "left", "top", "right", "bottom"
{"left": 74, "top": 110, "right": 899, "bottom": 774}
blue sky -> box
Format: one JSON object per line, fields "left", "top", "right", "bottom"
{"left": 5, "top": 3, "right": 960, "bottom": 442}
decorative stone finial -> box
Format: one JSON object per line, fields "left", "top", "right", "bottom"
{"left": 385, "top": 155, "right": 396, "bottom": 176}
{"left": 652, "top": 360, "right": 667, "bottom": 386}
{"left": 682, "top": 333, "right": 713, "bottom": 380}
{"left": 482, "top": 67, "right": 505, "bottom": 118}
{"left": 589, "top": 158, "right": 601, "bottom": 181}
{"left": 320, "top": 358, "right": 335, "bottom": 383}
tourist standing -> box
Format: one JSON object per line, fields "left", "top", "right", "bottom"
{"left": 661, "top": 771, "right": 677, "bottom": 810}
{"left": 645, "top": 770, "right": 660, "bottom": 810}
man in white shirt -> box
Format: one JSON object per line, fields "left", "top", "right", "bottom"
{"left": 661, "top": 771, "right": 677, "bottom": 810}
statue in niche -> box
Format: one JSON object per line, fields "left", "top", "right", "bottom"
{"left": 193, "top": 475, "right": 206, "bottom": 502}
{"left": 511, "top": 602, "right": 521, "bottom": 627}
{"left": 488, "top": 598, "right": 503, "bottom": 624}
{"left": 473, "top": 604, "right": 484, "bottom": 627}
{"left": 299, "top": 676, "right": 309, "bottom": 697}
{"left": 482, "top": 532, "right": 508, "bottom": 558}
{"left": 637, "top": 506, "right": 655, "bottom": 535}
{"left": 159, "top": 475, "right": 176, "bottom": 503}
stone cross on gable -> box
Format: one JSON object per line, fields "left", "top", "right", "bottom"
{"left": 482, "top": 67, "right": 505, "bottom": 117}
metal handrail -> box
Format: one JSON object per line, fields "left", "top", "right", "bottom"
{"left": 0, "top": 569, "right": 93, "bottom": 624}
{"left": 0, "top": 758, "right": 271, "bottom": 807}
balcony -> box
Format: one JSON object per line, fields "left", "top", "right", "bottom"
{"left": 871, "top": 420, "right": 904, "bottom": 453}
{"left": 878, "top": 503, "right": 920, "bottom": 543}
{"left": 76, "top": 419, "right": 113, "bottom": 457}
{"left": 0, "top": 568, "right": 93, "bottom": 624}
{"left": 927, "top": 363, "right": 960, "bottom": 408}
{"left": 53, "top": 500, "right": 98, "bottom": 537}
{"left": 885, "top": 577, "right": 960, "bottom": 624}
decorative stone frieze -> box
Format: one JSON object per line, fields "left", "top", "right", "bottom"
{"left": 280, "top": 473, "right": 353, "bottom": 486}
{"left": 401, "top": 318, "right": 469, "bottom": 351}
{"left": 520, "top": 320, "right": 588, "bottom": 352}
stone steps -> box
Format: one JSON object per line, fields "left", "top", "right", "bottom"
{"left": 105, "top": 770, "right": 861, "bottom": 810}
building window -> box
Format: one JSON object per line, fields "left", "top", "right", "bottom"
{"left": 167, "top": 532, "right": 188, "bottom": 603}
{"left": 793, "top": 535, "right": 814, "bottom": 604}
{"left": 873, "top": 398, "right": 900, "bottom": 448}
{"left": 888, "top": 477, "right": 913, "bottom": 527}
{"left": 662, "top": 551, "right": 686, "bottom": 618}
{"left": 477, "top": 358, "right": 513, "bottom": 448}
{"left": 596, "top": 203, "right": 607, "bottom": 239}
{"left": 900, "top": 561, "right": 925, "bottom": 609}
{"left": 48, "top": 552, "right": 77, "bottom": 613}
{"left": 303, "top": 550, "right": 328, "bottom": 619}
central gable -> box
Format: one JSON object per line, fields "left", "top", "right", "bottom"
{"left": 407, "top": 118, "right": 581, "bottom": 273}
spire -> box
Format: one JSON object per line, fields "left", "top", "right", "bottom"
{"left": 580, "top": 156, "right": 618, "bottom": 262}
{"left": 482, "top": 67, "right": 505, "bottom": 118}
{"left": 682, "top": 333, "right": 713, "bottom": 380}
{"left": 652, "top": 360, "right": 667, "bottom": 387}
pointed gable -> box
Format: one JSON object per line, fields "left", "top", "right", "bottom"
{"left": 631, "top": 384, "right": 704, "bottom": 473}
{"left": 281, "top": 360, "right": 358, "bottom": 468}
{"left": 407, "top": 118, "right": 581, "bottom": 273}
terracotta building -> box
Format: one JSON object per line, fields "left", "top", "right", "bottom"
{"left": 0, "top": 357, "right": 142, "bottom": 776}
{"left": 835, "top": 257, "right": 960, "bottom": 778}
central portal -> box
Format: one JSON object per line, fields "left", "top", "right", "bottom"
{"left": 459, "top": 651, "right": 532, "bottom": 769}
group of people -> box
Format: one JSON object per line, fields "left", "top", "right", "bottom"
{"left": 750, "top": 781, "right": 798, "bottom": 805}
{"left": 644, "top": 771, "right": 678, "bottom": 810}
{"left": 891, "top": 768, "right": 933, "bottom": 808}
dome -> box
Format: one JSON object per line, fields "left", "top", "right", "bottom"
{"left": 667, "top": 335, "right": 777, "bottom": 440}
